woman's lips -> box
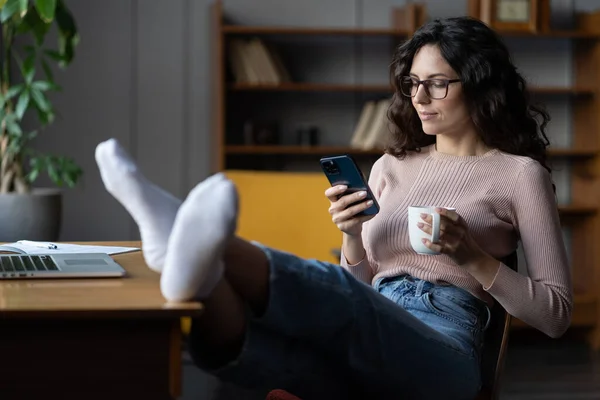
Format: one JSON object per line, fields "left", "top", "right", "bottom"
{"left": 419, "top": 112, "right": 438, "bottom": 121}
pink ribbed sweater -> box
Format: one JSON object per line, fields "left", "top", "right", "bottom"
{"left": 340, "top": 144, "right": 572, "bottom": 338}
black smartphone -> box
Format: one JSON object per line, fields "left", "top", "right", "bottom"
{"left": 320, "top": 155, "right": 380, "bottom": 216}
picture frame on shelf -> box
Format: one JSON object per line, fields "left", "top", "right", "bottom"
{"left": 473, "top": 0, "right": 540, "bottom": 33}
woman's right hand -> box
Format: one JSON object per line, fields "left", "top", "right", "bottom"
{"left": 325, "top": 185, "right": 377, "bottom": 236}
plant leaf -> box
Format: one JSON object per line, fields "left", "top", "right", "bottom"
{"left": 31, "top": 80, "right": 57, "bottom": 91}
{"left": 1, "top": 0, "right": 21, "bottom": 23}
{"left": 6, "top": 116, "right": 22, "bottom": 136}
{"left": 0, "top": 0, "right": 8, "bottom": 10}
{"left": 6, "top": 84, "right": 24, "bottom": 99}
{"left": 41, "top": 58, "right": 54, "bottom": 82}
{"left": 43, "top": 49, "right": 63, "bottom": 62}
{"left": 34, "top": 105, "right": 54, "bottom": 125}
{"left": 20, "top": 6, "right": 51, "bottom": 45}
{"left": 23, "top": 55, "right": 36, "bottom": 84}
{"left": 34, "top": 0, "right": 55, "bottom": 22}
{"left": 15, "top": 90, "right": 30, "bottom": 120}
{"left": 18, "top": 0, "right": 27, "bottom": 14}
{"left": 26, "top": 168, "right": 39, "bottom": 183}
{"left": 47, "top": 161, "right": 59, "bottom": 184}
{"left": 54, "top": 0, "right": 77, "bottom": 67}
{"left": 30, "top": 87, "right": 50, "bottom": 112}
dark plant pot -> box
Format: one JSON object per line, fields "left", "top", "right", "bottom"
{"left": 0, "top": 188, "right": 62, "bottom": 242}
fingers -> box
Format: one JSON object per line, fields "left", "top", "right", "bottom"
{"left": 324, "top": 185, "right": 347, "bottom": 202}
{"left": 328, "top": 190, "right": 369, "bottom": 214}
{"left": 435, "top": 207, "right": 460, "bottom": 223}
{"left": 417, "top": 213, "right": 460, "bottom": 239}
{"left": 421, "top": 238, "right": 453, "bottom": 254}
{"left": 331, "top": 199, "right": 374, "bottom": 224}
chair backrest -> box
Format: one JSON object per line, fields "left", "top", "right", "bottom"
{"left": 477, "top": 252, "right": 517, "bottom": 400}
{"left": 224, "top": 170, "right": 342, "bottom": 262}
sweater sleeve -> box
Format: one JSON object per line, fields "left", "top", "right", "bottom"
{"left": 339, "top": 156, "right": 386, "bottom": 284}
{"left": 485, "top": 161, "right": 573, "bottom": 338}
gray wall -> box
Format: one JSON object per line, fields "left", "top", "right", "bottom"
{"left": 31, "top": 0, "right": 214, "bottom": 241}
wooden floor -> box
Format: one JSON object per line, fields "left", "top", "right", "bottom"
{"left": 500, "top": 329, "right": 600, "bottom": 400}
{"left": 181, "top": 329, "right": 600, "bottom": 399}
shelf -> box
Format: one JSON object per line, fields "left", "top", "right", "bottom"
{"left": 499, "top": 30, "right": 600, "bottom": 39}
{"left": 225, "top": 145, "right": 382, "bottom": 156}
{"left": 548, "top": 148, "right": 598, "bottom": 157}
{"left": 228, "top": 83, "right": 595, "bottom": 95}
{"left": 558, "top": 205, "right": 598, "bottom": 215}
{"left": 532, "top": 87, "right": 595, "bottom": 95}
{"left": 222, "top": 25, "right": 410, "bottom": 36}
{"left": 229, "top": 83, "right": 392, "bottom": 92}
{"left": 221, "top": 25, "right": 599, "bottom": 39}
{"left": 226, "top": 145, "right": 597, "bottom": 158}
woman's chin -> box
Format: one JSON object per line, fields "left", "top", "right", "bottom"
{"left": 421, "top": 126, "right": 440, "bottom": 136}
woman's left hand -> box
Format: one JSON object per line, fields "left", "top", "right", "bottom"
{"left": 417, "top": 208, "right": 486, "bottom": 266}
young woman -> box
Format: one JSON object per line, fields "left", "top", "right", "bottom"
{"left": 95, "top": 16, "right": 571, "bottom": 400}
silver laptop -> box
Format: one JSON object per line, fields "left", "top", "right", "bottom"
{"left": 0, "top": 253, "right": 126, "bottom": 279}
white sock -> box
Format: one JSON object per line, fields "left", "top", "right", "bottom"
{"left": 95, "top": 138, "right": 182, "bottom": 272}
{"left": 160, "top": 175, "right": 238, "bottom": 301}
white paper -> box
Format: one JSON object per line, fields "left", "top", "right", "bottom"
{"left": 0, "top": 241, "right": 140, "bottom": 255}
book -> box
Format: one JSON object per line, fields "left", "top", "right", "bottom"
{"left": 349, "top": 101, "right": 377, "bottom": 148}
{"left": 0, "top": 241, "right": 140, "bottom": 256}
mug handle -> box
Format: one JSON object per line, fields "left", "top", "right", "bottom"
{"left": 430, "top": 212, "right": 440, "bottom": 243}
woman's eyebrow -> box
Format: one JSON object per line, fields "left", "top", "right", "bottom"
{"left": 409, "top": 72, "right": 450, "bottom": 79}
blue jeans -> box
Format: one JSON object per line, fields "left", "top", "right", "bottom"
{"left": 188, "top": 244, "right": 490, "bottom": 400}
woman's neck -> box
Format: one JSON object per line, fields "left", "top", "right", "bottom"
{"left": 435, "top": 134, "right": 491, "bottom": 157}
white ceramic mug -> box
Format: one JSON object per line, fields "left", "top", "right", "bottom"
{"left": 408, "top": 206, "right": 455, "bottom": 255}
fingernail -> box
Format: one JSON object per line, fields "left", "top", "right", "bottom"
{"left": 367, "top": 200, "right": 373, "bottom": 206}
{"left": 420, "top": 213, "right": 427, "bottom": 218}
{"left": 339, "top": 185, "right": 347, "bottom": 191}
{"left": 417, "top": 222, "right": 424, "bottom": 228}
{"left": 358, "top": 191, "right": 367, "bottom": 197}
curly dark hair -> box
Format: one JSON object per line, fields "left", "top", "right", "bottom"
{"left": 387, "top": 17, "right": 552, "bottom": 174}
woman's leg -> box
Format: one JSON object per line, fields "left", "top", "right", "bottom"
{"left": 95, "top": 140, "right": 356, "bottom": 396}
{"left": 221, "top": 244, "right": 484, "bottom": 400}
{"left": 188, "top": 278, "right": 359, "bottom": 399}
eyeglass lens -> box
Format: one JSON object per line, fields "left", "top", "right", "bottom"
{"left": 400, "top": 78, "right": 449, "bottom": 100}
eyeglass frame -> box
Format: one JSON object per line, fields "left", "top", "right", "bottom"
{"left": 399, "top": 76, "right": 461, "bottom": 100}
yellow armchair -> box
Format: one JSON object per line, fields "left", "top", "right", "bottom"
{"left": 225, "top": 170, "right": 343, "bottom": 262}
{"left": 181, "top": 170, "right": 343, "bottom": 335}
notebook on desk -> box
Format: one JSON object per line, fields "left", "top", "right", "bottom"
{"left": 0, "top": 253, "right": 126, "bottom": 279}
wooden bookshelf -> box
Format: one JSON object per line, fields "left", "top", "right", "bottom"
{"left": 225, "top": 145, "right": 597, "bottom": 158}
{"left": 222, "top": 25, "right": 411, "bottom": 37}
{"left": 213, "top": 0, "right": 600, "bottom": 347}
{"left": 222, "top": 25, "right": 598, "bottom": 39}
{"left": 229, "top": 82, "right": 595, "bottom": 95}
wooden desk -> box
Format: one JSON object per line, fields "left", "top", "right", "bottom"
{"left": 0, "top": 241, "right": 203, "bottom": 400}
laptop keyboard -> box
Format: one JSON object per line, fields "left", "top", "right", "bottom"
{"left": 0, "top": 255, "right": 59, "bottom": 272}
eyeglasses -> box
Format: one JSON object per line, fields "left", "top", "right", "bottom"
{"left": 399, "top": 76, "right": 461, "bottom": 100}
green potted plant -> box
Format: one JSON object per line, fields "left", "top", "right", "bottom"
{"left": 0, "top": 0, "right": 81, "bottom": 241}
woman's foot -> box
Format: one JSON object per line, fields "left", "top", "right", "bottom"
{"left": 160, "top": 175, "right": 239, "bottom": 301}
{"left": 95, "top": 138, "right": 182, "bottom": 272}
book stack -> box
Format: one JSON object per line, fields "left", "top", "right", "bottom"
{"left": 349, "top": 99, "right": 393, "bottom": 150}
{"left": 228, "top": 38, "right": 291, "bottom": 84}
